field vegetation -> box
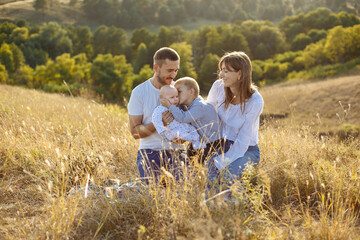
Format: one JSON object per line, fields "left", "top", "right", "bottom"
{"left": 1, "top": 74, "right": 359, "bottom": 239}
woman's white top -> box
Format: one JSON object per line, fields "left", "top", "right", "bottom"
{"left": 207, "top": 79, "right": 264, "bottom": 170}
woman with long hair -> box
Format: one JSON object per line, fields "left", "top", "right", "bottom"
{"left": 206, "top": 51, "right": 264, "bottom": 182}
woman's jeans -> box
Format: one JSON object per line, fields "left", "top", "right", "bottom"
{"left": 207, "top": 141, "right": 260, "bottom": 183}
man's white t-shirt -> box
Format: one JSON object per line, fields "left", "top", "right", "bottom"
{"left": 127, "top": 78, "right": 181, "bottom": 150}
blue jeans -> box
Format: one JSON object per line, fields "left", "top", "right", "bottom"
{"left": 207, "top": 142, "right": 260, "bottom": 183}
{"left": 136, "top": 149, "right": 187, "bottom": 184}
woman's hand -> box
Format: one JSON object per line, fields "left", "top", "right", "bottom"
{"left": 162, "top": 111, "right": 174, "bottom": 126}
{"left": 160, "top": 98, "right": 171, "bottom": 108}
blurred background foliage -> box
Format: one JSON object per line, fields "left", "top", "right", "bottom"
{"left": 0, "top": 0, "right": 359, "bottom": 103}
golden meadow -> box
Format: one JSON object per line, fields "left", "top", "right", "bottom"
{"left": 1, "top": 75, "right": 359, "bottom": 239}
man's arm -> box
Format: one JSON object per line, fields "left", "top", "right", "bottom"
{"left": 129, "top": 115, "right": 156, "bottom": 139}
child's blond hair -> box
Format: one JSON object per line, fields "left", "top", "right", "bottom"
{"left": 174, "top": 77, "right": 200, "bottom": 97}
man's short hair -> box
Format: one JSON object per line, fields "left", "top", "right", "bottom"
{"left": 174, "top": 77, "right": 200, "bottom": 97}
{"left": 153, "top": 47, "right": 180, "bottom": 66}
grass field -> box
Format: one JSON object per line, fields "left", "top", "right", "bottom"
{"left": 0, "top": 0, "right": 85, "bottom": 25}
{"left": 0, "top": 75, "right": 360, "bottom": 239}
{"left": 261, "top": 75, "right": 360, "bottom": 137}
{"left": 0, "top": 0, "right": 21, "bottom": 5}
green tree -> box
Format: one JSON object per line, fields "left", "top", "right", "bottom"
{"left": 263, "top": 62, "right": 287, "bottom": 81}
{"left": 168, "top": 0, "right": 186, "bottom": 24}
{"left": 13, "top": 65, "right": 34, "bottom": 86}
{"left": 324, "top": 25, "right": 360, "bottom": 63}
{"left": 133, "top": 43, "right": 148, "bottom": 74}
{"left": 72, "top": 53, "right": 92, "bottom": 84}
{"left": 189, "top": 26, "right": 215, "bottom": 70}
{"left": 253, "top": 43, "right": 270, "bottom": 60}
{"left": 131, "top": 28, "right": 156, "bottom": 52}
{"left": 252, "top": 60, "right": 264, "bottom": 83}
{"left": 93, "top": 25, "right": 127, "bottom": 57}
{"left": 232, "top": 7, "right": 249, "bottom": 22}
{"left": 294, "top": 40, "right": 328, "bottom": 70}
{"left": 20, "top": 42, "right": 48, "bottom": 68}
{"left": 33, "top": 0, "right": 49, "bottom": 12}
{"left": 307, "top": 29, "right": 327, "bottom": 42}
{"left": 68, "top": 26, "right": 93, "bottom": 59}
{"left": 183, "top": 0, "right": 200, "bottom": 16}
{"left": 10, "top": 27, "right": 29, "bottom": 45}
{"left": 336, "top": 11, "right": 360, "bottom": 27}
{"left": 279, "top": 12, "right": 305, "bottom": 40}
{"left": 291, "top": 33, "right": 312, "bottom": 51}
{"left": 169, "top": 42, "right": 197, "bottom": 80}
{"left": 133, "top": 64, "right": 153, "bottom": 88}
{"left": 198, "top": 53, "right": 219, "bottom": 94}
{"left": 158, "top": 5, "right": 174, "bottom": 25}
{"left": 242, "top": 0, "right": 258, "bottom": 14}
{"left": 53, "top": 53, "right": 76, "bottom": 84}
{"left": 33, "top": 0, "right": 50, "bottom": 20}
{"left": 262, "top": 4, "right": 284, "bottom": 21}
{"left": 15, "top": 19, "right": 28, "bottom": 28}
{"left": 220, "top": 27, "right": 250, "bottom": 55}
{"left": 33, "top": 60, "right": 55, "bottom": 87}
{"left": 324, "top": 26, "right": 347, "bottom": 63}
{"left": 90, "top": 54, "right": 133, "bottom": 102}
{"left": 205, "top": 27, "right": 222, "bottom": 56}
{"left": 0, "top": 21, "right": 17, "bottom": 44}
{"left": 154, "top": 26, "right": 187, "bottom": 50}
{"left": 240, "top": 20, "right": 286, "bottom": 59}
{"left": 31, "top": 22, "right": 72, "bottom": 59}
{"left": 9, "top": 43, "right": 25, "bottom": 72}
{"left": 0, "top": 43, "right": 14, "bottom": 73}
{"left": 0, "top": 64, "right": 8, "bottom": 83}
{"left": 156, "top": 26, "right": 172, "bottom": 48}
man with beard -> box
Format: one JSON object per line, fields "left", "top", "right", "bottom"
{"left": 127, "top": 47, "right": 185, "bottom": 184}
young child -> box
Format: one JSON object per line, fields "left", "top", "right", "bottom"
{"left": 152, "top": 85, "right": 205, "bottom": 150}
{"left": 160, "top": 77, "right": 222, "bottom": 164}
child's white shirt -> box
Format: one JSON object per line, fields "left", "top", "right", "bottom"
{"left": 152, "top": 105, "right": 205, "bottom": 149}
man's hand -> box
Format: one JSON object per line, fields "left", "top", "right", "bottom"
{"left": 162, "top": 111, "right": 174, "bottom": 126}
{"left": 160, "top": 98, "right": 171, "bottom": 108}
{"left": 172, "top": 138, "right": 186, "bottom": 145}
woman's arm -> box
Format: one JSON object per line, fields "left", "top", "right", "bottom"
{"left": 213, "top": 97, "right": 264, "bottom": 170}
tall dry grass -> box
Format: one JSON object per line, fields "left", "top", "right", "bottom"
{"left": 1, "top": 84, "right": 359, "bottom": 239}
{"left": 261, "top": 75, "right": 360, "bottom": 131}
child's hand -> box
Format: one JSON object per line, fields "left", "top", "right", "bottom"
{"left": 160, "top": 98, "right": 171, "bottom": 108}
{"left": 162, "top": 111, "right": 174, "bottom": 126}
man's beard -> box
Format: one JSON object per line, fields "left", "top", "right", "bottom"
{"left": 156, "top": 74, "right": 171, "bottom": 86}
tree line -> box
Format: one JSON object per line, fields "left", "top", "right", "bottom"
{"left": 33, "top": 0, "right": 360, "bottom": 29}
{"left": 0, "top": 8, "right": 359, "bottom": 103}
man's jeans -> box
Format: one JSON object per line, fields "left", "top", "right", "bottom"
{"left": 136, "top": 149, "right": 187, "bottom": 184}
